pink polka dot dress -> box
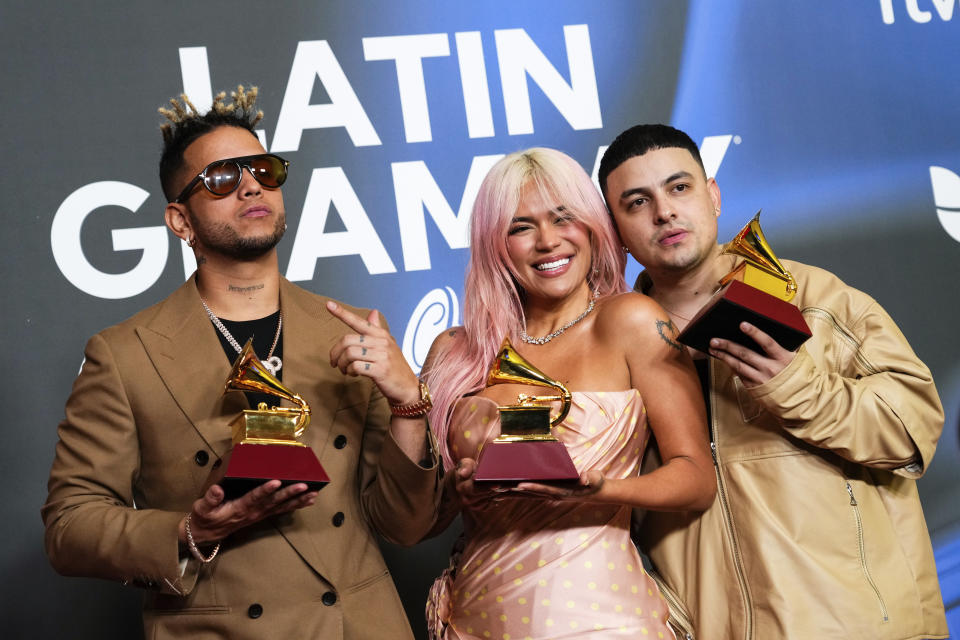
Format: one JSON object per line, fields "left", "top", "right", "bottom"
{"left": 427, "top": 390, "right": 676, "bottom": 640}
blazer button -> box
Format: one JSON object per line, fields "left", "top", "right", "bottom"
{"left": 334, "top": 435, "right": 347, "bottom": 449}
{"left": 248, "top": 603, "right": 263, "bottom": 619}
{"left": 322, "top": 591, "right": 337, "bottom": 606}
{"left": 332, "top": 512, "right": 345, "bottom": 527}
{"left": 194, "top": 450, "right": 209, "bottom": 466}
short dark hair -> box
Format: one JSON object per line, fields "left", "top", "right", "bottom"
{"left": 158, "top": 85, "right": 264, "bottom": 202}
{"left": 597, "top": 124, "right": 704, "bottom": 196}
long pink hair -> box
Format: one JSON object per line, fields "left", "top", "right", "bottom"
{"left": 423, "top": 148, "right": 628, "bottom": 470}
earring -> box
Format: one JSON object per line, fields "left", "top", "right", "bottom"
{"left": 284, "top": 223, "right": 288, "bottom": 232}
{"left": 185, "top": 235, "right": 195, "bottom": 248}
{"left": 621, "top": 246, "right": 630, "bottom": 253}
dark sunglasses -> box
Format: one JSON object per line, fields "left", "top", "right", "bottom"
{"left": 172, "top": 154, "right": 290, "bottom": 203}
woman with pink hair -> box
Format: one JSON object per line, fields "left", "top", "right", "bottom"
{"left": 421, "top": 148, "right": 713, "bottom": 639}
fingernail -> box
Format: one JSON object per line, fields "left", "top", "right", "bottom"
{"left": 710, "top": 338, "right": 719, "bottom": 347}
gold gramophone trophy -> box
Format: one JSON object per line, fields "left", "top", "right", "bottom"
{"left": 678, "top": 212, "right": 812, "bottom": 354}
{"left": 473, "top": 338, "right": 580, "bottom": 484}
{"left": 214, "top": 339, "right": 329, "bottom": 500}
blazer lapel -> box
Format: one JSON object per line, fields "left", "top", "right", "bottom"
{"left": 136, "top": 276, "right": 245, "bottom": 458}
{"left": 137, "top": 277, "right": 352, "bottom": 581}
{"left": 271, "top": 279, "right": 347, "bottom": 577}
{"left": 276, "top": 278, "right": 344, "bottom": 455}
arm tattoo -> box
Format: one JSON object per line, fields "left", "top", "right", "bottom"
{"left": 656, "top": 319, "right": 683, "bottom": 351}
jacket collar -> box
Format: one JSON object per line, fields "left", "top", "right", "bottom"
{"left": 136, "top": 274, "right": 354, "bottom": 579}
{"left": 133, "top": 275, "right": 343, "bottom": 457}
{"left": 135, "top": 275, "right": 240, "bottom": 458}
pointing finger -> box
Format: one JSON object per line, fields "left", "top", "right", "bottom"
{"left": 366, "top": 308, "right": 382, "bottom": 329}
{"left": 327, "top": 301, "right": 385, "bottom": 336}
{"left": 326, "top": 300, "right": 367, "bottom": 332}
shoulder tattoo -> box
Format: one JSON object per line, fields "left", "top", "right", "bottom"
{"left": 655, "top": 318, "right": 683, "bottom": 351}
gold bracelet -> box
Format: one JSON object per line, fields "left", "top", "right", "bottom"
{"left": 389, "top": 381, "right": 433, "bottom": 418}
{"left": 184, "top": 513, "right": 221, "bottom": 564}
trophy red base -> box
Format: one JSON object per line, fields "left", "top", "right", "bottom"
{"left": 474, "top": 440, "right": 580, "bottom": 485}
{"left": 218, "top": 443, "right": 330, "bottom": 501}
{"left": 678, "top": 280, "right": 812, "bottom": 354}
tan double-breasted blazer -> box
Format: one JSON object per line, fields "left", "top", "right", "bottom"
{"left": 43, "top": 276, "right": 442, "bottom": 640}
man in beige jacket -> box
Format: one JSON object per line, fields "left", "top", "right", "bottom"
{"left": 43, "top": 86, "right": 442, "bottom": 639}
{"left": 599, "top": 124, "right": 947, "bottom": 639}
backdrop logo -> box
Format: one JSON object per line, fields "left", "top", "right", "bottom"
{"left": 51, "top": 134, "right": 735, "bottom": 301}
{"left": 930, "top": 166, "right": 960, "bottom": 242}
{"left": 402, "top": 287, "right": 460, "bottom": 373}
{"left": 879, "top": 0, "right": 958, "bottom": 23}
{"left": 51, "top": 181, "right": 166, "bottom": 299}
{"left": 51, "top": 25, "right": 606, "bottom": 299}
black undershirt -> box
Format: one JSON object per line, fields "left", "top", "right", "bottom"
{"left": 211, "top": 310, "right": 283, "bottom": 408}
{"left": 693, "top": 358, "right": 712, "bottom": 429}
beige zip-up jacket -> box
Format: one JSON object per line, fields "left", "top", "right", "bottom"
{"left": 636, "top": 260, "right": 947, "bottom": 640}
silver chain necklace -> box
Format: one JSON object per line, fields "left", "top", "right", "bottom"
{"left": 200, "top": 297, "right": 283, "bottom": 376}
{"left": 520, "top": 297, "right": 596, "bottom": 345}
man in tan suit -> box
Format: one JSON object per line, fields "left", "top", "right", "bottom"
{"left": 43, "top": 86, "right": 442, "bottom": 639}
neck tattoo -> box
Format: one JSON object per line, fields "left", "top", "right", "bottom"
{"left": 520, "top": 295, "right": 596, "bottom": 345}
{"left": 200, "top": 297, "right": 283, "bottom": 375}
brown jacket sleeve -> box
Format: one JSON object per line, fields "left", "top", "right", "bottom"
{"left": 42, "top": 333, "right": 199, "bottom": 596}
{"left": 356, "top": 313, "right": 442, "bottom": 546}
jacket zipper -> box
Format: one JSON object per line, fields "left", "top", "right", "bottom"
{"left": 649, "top": 570, "right": 695, "bottom": 640}
{"left": 709, "top": 362, "right": 754, "bottom": 640}
{"left": 804, "top": 308, "right": 879, "bottom": 375}
{"left": 845, "top": 481, "right": 889, "bottom": 622}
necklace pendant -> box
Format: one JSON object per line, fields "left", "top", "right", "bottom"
{"left": 264, "top": 356, "right": 282, "bottom": 376}
{"left": 520, "top": 296, "right": 596, "bottom": 345}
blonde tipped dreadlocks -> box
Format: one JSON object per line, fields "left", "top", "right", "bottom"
{"left": 158, "top": 84, "right": 267, "bottom": 202}
{"left": 158, "top": 85, "right": 264, "bottom": 144}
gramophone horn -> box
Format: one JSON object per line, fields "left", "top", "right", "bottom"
{"left": 225, "top": 339, "right": 311, "bottom": 437}
{"left": 486, "top": 337, "right": 572, "bottom": 427}
{"left": 721, "top": 211, "right": 797, "bottom": 300}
